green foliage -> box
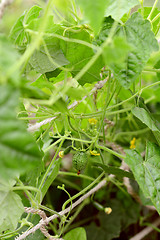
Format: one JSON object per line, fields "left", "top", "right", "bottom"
{"left": 125, "top": 141, "right": 160, "bottom": 214}
{"left": 0, "top": 179, "right": 24, "bottom": 233}
{"left": 64, "top": 227, "right": 87, "bottom": 240}
{"left": 105, "top": 0, "right": 139, "bottom": 21}
{"left": 109, "top": 12, "right": 159, "bottom": 88}
{"left": 77, "top": 0, "right": 108, "bottom": 34}
{"left": 0, "top": 85, "right": 42, "bottom": 180}
{"left": 1, "top": 0, "right": 160, "bottom": 239}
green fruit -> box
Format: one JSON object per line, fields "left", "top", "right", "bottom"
{"left": 72, "top": 151, "right": 88, "bottom": 171}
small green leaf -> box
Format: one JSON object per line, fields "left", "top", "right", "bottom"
{"left": 93, "top": 162, "right": 134, "bottom": 179}
{"left": 105, "top": 0, "right": 139, "bottom": 21}
{"left": 64, "top": 227, "right": 87, "bottom": 240}
{"left": 125, "top": 141, "right": 160, "bottom": 214}
{"left": 0, "top": 179, "right": 24, "bottom": 233}
{"left": 40, "top": 158, "right": 61, "bottom": 200}
{"left": 0, "top": 85, "right": 42, "bottom": 179}
{"left": 9, "top": 5, "right": 42, "bottom": 46}
{"left": 77, "top": 0, "right": 108, "bottom": 34}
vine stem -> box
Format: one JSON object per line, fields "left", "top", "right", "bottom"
{"left": 15, "top": 179, "right": 107, "bottom": 240}
{"left": 147, "top": 0, "right": 159, "bottom": 21}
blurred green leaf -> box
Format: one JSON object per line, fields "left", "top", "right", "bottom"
{"left": 125, "top": 141, "right": 160, "bottom": 214}
{"left": 105, "top": 0, "right": 139, "bottom": 21}
{"left": 138, "top": 7, "right": 160, "bottom": 34}
{"left": 9, "top": 5, "right": 42, "bottom": 46}
{"left": 103, "top": 36, "right": 132, "bottom": 64}
{"left": 64, "top": 227, "right": 87, "bottom": 240}
{"left": 0, "top": 85, "right": 42, "bottom": 179}
{"left": 0, "top": 179, "right": 24, "bottom": 233}
{"left": 0, "top": 35, "right": 20, "bottom": 84}
{"left": 77, "top": 0, "right": 108, "bottom": 34}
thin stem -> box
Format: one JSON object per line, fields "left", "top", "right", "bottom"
{"left": 58, "top": 171, "right": 94, "bottom": 181}
{"left": 62, "top": 171, "right": 105, "bottom": 211}
{"left": 95, "top": 143, "right": 125, "bottom": 159}
{"left": 151, "top": 12, "right": 160, "bottom": 23}
{"left": 16, "top": 179, "right": 107, "bottom": 240}
{"left": 147, "top": 0, "right": 159, "bottom": 20}
{"left": 38, "top": 139, "right": 64, "bottom": 191}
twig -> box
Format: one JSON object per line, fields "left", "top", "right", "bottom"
{"left": 27, "top": 77, "right": 108, "bottom": 132}
{"left": 15, "top": 179, "right": 107, "bottom": 240}
{"left": 0, "top": 0, "right": 13, "bottom": 18}
{"left": 130, "top": 217, "right": 160, "bottom": 240}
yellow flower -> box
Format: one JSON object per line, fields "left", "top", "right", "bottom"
{"left": 105, "top": 207, "right": 112, "bottom": 215}
{"left": 130, "top": 137, "right": 136, "bottom": 149}
{"left": 88, "top": 118, "right": 97, "bottom": 125}
{"left": 90, "top": 150, "right": 100, "bottom": 156}
{"left": 59, "top": 151, "right": 64, "bottom": 158}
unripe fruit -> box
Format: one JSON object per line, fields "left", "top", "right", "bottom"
{"left": 72, "top": 151, "right": 88, "bottom": 172}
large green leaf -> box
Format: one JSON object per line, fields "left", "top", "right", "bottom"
{"left": 0, "top": 85, "right": 42, "bottom": 179}
{"left": 28, "top": 36, "right": 69, "bottom": 74}
{"left": 125, "top": 141, "right": 160, "bottom": 214}
{"left": 0, "top": 179, "right": 24, "bottom": 233}
{"left": 105, "top": 0, "right": 139, "bottom": 21}
{"left": 60, "top": 29, "right": 104, "bottom": 85}
{"left": 109, "top": 12, "right": 159, "bottom": 88}
{"left": 64, "top": 227, "right": 87, "bottom": 240}
{"left": 0, "top": 35, "right": 20, "bottom": 84}
{"left": 77, "top": 0, "right": 108, "bottom": 34}
{"left": 132, "top": 107, "right": 160, "bottom": 145}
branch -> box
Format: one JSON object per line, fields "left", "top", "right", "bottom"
{"left": 27, "top": 77, "right": 108, "bottom": 132}
{"left": 130, "top": 218, "right": 160, "bottom": 240}
{"left": 0, "top": 0, "right": 13, "bottom": 18}
{"left": 15, "top": 179, "right": 107, "bottom": 240}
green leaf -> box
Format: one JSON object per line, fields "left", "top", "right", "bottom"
{"left": 103, "top": 36, "right": 132, "bottom": 64}
{"left": 110, "top": 12, "right": 159, "bottom": 88}
{"left": 64, "top": 227, "right": 87, "bottom": 240}
{"left": 60, "top": 29, "right": 104, "bottom": 85}
{"left": 132, "top": 107, "right": 159, "bottom": 132}
{"left": 28, "top": 37, "right": 69, "bottom": 74}
{"left": 105, "top": 0, "right": 139, "bottom": 21}
{"left": 132, "top": 107, "right": 160, "bottom": 145}
{"left": 125, "top": 141, "right": 160, "bottom": 214}
{"left": 138, "top": 7, "right": 160, "bottom": 34}
{"left": 0, "top": 179, "right": 24, "bottom": 233}
{"left": 86, "top": 197, "right": 139, "bottom": 240}
{"left": 9, "top": 5, "right": 42, "bottom": 46}
{"left": 77, "top": 0, "right": 108, "bottom": 34}
{"left": 40, "top": 158, "right": 61, "bottom": 200}
{"left": 93, "top": 162, "right": 134, "bottom": 179}
{"left": 0, "top": 35, "right": 20, "bottom": 84}
{"left": 0, "top": 85, "right": 42, "bottom": 179}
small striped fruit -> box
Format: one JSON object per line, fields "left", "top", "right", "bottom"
{"left": 72, "top": 151, "right": 88, "bottom": 173}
